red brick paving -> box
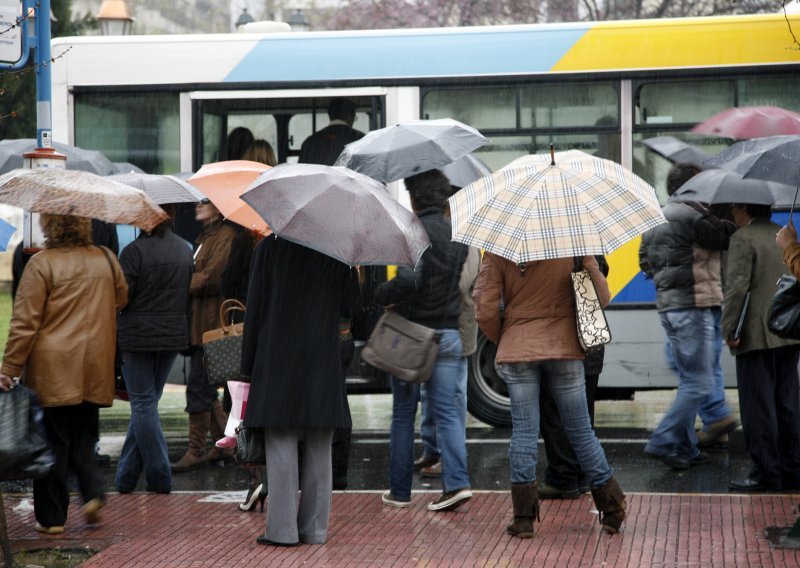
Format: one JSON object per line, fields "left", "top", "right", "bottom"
{"left": 4, "top": 491, "right": 800, "bottom": 567}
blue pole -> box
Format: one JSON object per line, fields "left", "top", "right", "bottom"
{"left": 35, "top": 0, "right": 52, "bottom": 148}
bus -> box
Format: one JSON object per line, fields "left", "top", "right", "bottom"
{"left": 50, "top": 13, "right": 800, "bottom": 426}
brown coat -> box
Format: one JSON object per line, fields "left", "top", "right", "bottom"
{"left": 189, "top": 221, "right": 238, "bottom": 346}
{"left": 473, "top": 253, "right": 610, "bottom": 363}
{"left": 783, "top": 241, "right": 800, "bottom": 279}
{"left": 1, "top": 246, "right": 128, "bottom": 407}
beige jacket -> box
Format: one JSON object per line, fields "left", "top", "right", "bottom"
{"left": 473, "top": 253, "right": 610, "bottom": 363}
{"left": 2, "top": 246, "right": 128, "bottom": 407}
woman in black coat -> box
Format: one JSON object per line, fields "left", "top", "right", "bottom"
{"left": 241, "top": 236, "right": 359, "bottom": 546}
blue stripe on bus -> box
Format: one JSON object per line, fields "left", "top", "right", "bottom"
{"left": 612, "top": 270, "right": 656, "bottom": 304}
{"left": 223, "top": 27, "right": 591, "bottom": 82}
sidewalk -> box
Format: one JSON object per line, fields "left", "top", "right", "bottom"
{"left": 5, "top": 490, "right": 800, "bottom": 567}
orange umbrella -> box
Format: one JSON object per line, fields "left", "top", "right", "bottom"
{"left": 187, "top": 160, "right": 272, "bottom": 234}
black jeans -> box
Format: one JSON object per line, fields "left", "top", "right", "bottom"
{"left": 185, "top": 346, "right": 218, "bottom": 413}
{"left": 332, "top": 334, "right": 355, "bottom": 486}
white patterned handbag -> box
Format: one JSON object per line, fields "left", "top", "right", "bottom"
{"left": 571, "top": 257, "right": 612, "bottom": 352}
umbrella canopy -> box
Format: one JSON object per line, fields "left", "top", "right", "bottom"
{"left": 113, "top": 162, "right": 145, "bottom": 174}
{"left": 0, "top": 139, "right": 117, "bottom": 176}
{"left": 187, "top": 160, "right": 272, "bottom": 233}
{"left": 0, "top": 169, "right": 167, "bottom": 232}
{"left": 334, "top": 118, "right": 488, "bottom": 182}
{"left": 668, "top": 169, "right": 796, "bottom": 206}
{"left": 703, "top": 135, "right": 800, "bottom": 187}
{"left": 449, "top": 150, "right": 665, "bottom": 263}
{"left": 241, "top": 163, "right": 431, "bottom": 267}
{"left": 0, "top": 218, "right": 16, "bottom": 252}
{"left": 641, "top": 136, "right": 711, "bottom": 168}
{"left": 691, "top": 106, "right": 800, "bottom": 139}
{"left": 109, "top": 173, "right": 205, "bottom": 205}
{"left": 441, "top": 153, "right": 493, "bottom": 189}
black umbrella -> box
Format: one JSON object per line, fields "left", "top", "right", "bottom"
{"left": 668, "top": 169, "right": 796, "bottom": 206}
{"left": 641, "top": 136, "right": 711, "bottom": 168}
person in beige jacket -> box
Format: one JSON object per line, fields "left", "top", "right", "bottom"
{"left": 473, "top": 252, "right": 626, "bottom": 538}
{"left": 0, "top": 214, "right": 128, "bottom": 535}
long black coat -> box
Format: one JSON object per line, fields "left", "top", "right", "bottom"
{"left": 241, "top": 237, "right": 359, "bottom": 428}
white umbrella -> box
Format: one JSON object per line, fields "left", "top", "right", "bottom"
{"left": 109, "top": 173, "right": 205, "bottom": 204}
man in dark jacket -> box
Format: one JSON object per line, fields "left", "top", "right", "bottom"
{"left": 298, "top": 99, "right": 364, "bottom": 166}
{"left": 640, "top": 163, "right": 738, "bottom": 470}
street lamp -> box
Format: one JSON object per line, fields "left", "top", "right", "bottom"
{"left": 96, "top": 0, "right": 135, "bottom": 36}
{"left": 287, "top": 9, "right": 310, "bottom": 32}
{"left": 235, "top": 8, "right": 255, "bottom": 31}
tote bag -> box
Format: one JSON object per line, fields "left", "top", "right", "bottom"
{"left": 571, "top": 258, "right": 612, "bottom": 352}
{"left": 203, "top": 299, "right": 248, "bottom": 386}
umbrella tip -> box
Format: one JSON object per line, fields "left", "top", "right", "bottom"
{"left": 549, "top": 143, "right": 555, "bottom": 166}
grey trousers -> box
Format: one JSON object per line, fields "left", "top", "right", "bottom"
{"left": 264, "top": 427, "right": 334, "bottom": 544}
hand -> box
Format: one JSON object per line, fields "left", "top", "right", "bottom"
{"left": 0, "top": 373, "right": 15, "bottom": 391}
{"left": 726, "top": 338, "right": 741, "bottom": 349}
{"left": 776, "top": 220, "right": 797, "bottom": 250}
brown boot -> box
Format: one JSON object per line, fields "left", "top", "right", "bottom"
{"left": 590, "top": 477, "right": 627, "bottom": 534}
{"left": 171, "top": 411, "right": 210, "bottom": 472}
{"left": 506, "top": 481, "right": 539, "bottom": 538}
{"left": 206, "top": 400, "right": 233, "bottom": 462}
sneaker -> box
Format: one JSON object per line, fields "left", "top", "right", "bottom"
{"left": 420, "top": 461, "right": 442, "bottom": 478}
{"left": 538, "top": 481, "right": 580, "bottom": 500}
{"left": 689, "top": 452, "right": 710, "bottom": 466}
{"left": 35, "top": 523, "right": 65, "bottom": 535}
{"left": 84, "top": 498, "right": 104, "bottom": 524}
{"left": 427, "top": 488, "right": 472, "bottom": 512}
{"left": 381, "top": 491, "right": 412, "bottom": 508}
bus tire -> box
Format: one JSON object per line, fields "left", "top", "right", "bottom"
{"left": 467, "top": 332, "right": 512, "bottom": 428}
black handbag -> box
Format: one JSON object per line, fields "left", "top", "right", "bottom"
{"left": 0, "top": 385, "right": 55, "bottom": 481}
{"left": 234, "top": 421, "right": 265, "bottom": 465}
{"left": 768, "top": 275, "right": 800, "bottom": 339}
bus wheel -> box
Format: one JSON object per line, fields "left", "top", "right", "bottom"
{"left": 467, "top": 333, "right": 511, "bottom": 428}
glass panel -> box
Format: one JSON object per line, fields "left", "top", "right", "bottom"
{"left": 228, "top": 113, "right": 279, "bottom": 159}
{"left": 74, "top": 92, "right": 180, "bottom": 174}
{"left": 422, "top": 88, "right": 517, "bottom": 130}
{"left": 520, "top": 83, "right": 617, "bottom": 129}
{"left": 203, "top": 113, "right": 223, "bottom": 165}
{"left": 476, "top": 133, "right": 617, "bottom": 172}
{"left": 739, "top": 76, "right": 800, "bottom": 111}
{"left": 288, "top": 111, "right": 328, "bottom": 151}
{"left": 635, "top": 80, "right": 734, "bottom": 126}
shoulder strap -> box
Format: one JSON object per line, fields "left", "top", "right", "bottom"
{"left": 97, "top": 245, "right": 116, "bottom": 287}
{"left": 573, "top": 256, "right": 582, "bottom": 272}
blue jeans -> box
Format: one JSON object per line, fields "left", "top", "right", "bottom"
{"left": 647, "top": 308, "right": 715, "bottom": 459}
{"left": 500, "top": 359, "right": 613, "bottom": 487}
{"left": 420, "top": 384, "right": 439, "bottom": 459}
{"left": 388, "top": 329, "right": 468, "bottom": 500}
{"left": 115, "top": 350, "right": 177, "bottom": 493}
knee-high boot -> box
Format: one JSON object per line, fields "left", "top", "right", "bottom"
{"left": 590, "top": 477, "right": 627, "bottom": 534}
{"left": 171, "top": 411, "right": 210, "bottom": 472}
{"left": 506, "top": 481, "right": 540, "bottom": 538}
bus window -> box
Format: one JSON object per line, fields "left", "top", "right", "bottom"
{"left": 738, "top": 76, "right": 800, "bottom": 110}
{"left": 422, "top": 87, "right": 517, "bottom": 130}
{"left": 228, "top": 114, "right": 279, "bottom": 158}
{"left": 635, "top": 80, "right": 734, "bottom": 126}
{"left": 203, "top": 113, "right": 224, "bottom": 164}
{"left": 520, "top": 83, "right": 617, "bottom": 129}
{"left": 288, "top": 110, "right": 373, "bottom": 162}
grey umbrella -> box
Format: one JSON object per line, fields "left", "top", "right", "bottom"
{"left": 0, "top": 139, "right": 117, "bottom": 176}
{"left": 441, "top": 153, "right": 492, "bottom": 189}
{"left": 668, "top": 169, "right": 796, "bottom": 206}
{"left": 334, "top": 118, "right": 488, "bottom": 183}
{"left": 641, "top": 136, "right": 711, "bottom": 168}
{"left": 109, "top": 173, "right": 205, "bottom": 205}
{"left": 241, "top": 163, "right": 430, "bottom": 267}
{"left": 703, "top": 135, "right": 800, "bottom": 187}
{"left": 113, "top": 162, "right": 145, "bottom": 174}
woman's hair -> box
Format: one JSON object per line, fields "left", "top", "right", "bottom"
{"left": 41, "top": 214, "right": 93, "bottom": 248}
{"left": 733, "top": 203, "right": 772, "bottom": 220}
{"left": 404, "top": 169, "right": 451, "bottom": 210}
{"left": 226, "top": 127, "right": 255, "bottom": 161}
{"left": 243, "top": 139, "right": 277, "bottom": 167}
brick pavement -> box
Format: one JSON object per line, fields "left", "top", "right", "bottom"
{"left": 5, "top": 491, "right": 800, "bottom": 567}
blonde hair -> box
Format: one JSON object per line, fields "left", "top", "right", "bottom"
{"left": 243, "top": 139, "right": 277, "bottom": 167}
{"left": 41, "top": 214, "right": 93, "bottom": 248}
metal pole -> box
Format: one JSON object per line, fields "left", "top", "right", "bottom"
{"left": 35, "top": 0, "right": 52, "bottom": 148}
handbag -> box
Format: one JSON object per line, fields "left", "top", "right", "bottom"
{"left": 768, "top": 275, "right": 800, "bottom": 339}
{"left": 203, "top": 299, "right": 248, "bottom": 387}
{"left": 571, "top": 257, "right": 612, "bottom": 352}
{"left": 360, "top": 310, "right": 440, "bottom": 383}
{"left": 0, "top": 385, "right": 55, "bottom": 481}
{"left": 234, "top": 421, "right": 265, "bottom": 465}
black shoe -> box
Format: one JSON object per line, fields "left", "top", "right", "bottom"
{"left": 413, "top": 453, "right": 440, "bottom": 470}
{"left": 94, "top": 452, "right": 111, "bottom": 467}
{"left": 538, "top": 481, "right": 580, "bottom": 500}
{"left": 239, "top": 483, "right": 267, "bottom": 512}
{"left": 728, "top": 478, "right": 777, "bottom": 492}
{"left": 689, "top": 452, "right": 710, "bottom": 466}
{"left": 256, "top": 535, "right": 299, "bottom": 547}
{"left": 645, "top": 450, "right": 689, "bottom": 471}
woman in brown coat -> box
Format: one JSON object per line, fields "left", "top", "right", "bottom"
{"left": 473, "top": 253, "right": 626, "bottom": 538}
{"left": 0, "top": 214, "right": 128, "bottom": 534}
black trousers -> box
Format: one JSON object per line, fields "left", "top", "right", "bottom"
{"left": 736, "top": 346, "right": 800, "bottom": 490}
{"left": 185, "top": 346, "right": 218, "bottom": 414}
{"left": 332, "top": 335, "right": 354, "bottom": 485}
{"left": 539, "top": 373, "right": 599, "bottom": 490}
{"left": 34, "top": 402, "right": 105, "bottom": 527}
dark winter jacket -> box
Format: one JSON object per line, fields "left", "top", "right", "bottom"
{"left": 374, "top": 207, "right": 467, "bottom": 330}
{"left": 298, "top": 122, "right": 365, "bottom": 166}
{"left": 117, "top": 229, "right": 193, "bottom": 352}
{"left": 639, "top": 201, "right": 735, "bottom": 312}
{"left": 220, "top": 229, "right": 256, "bottom": 304}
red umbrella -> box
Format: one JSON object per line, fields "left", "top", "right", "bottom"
{"left": 691, "top": 106, "right": 800, "bottom": 139}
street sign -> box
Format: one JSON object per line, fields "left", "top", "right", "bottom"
{"left": 0, "top": 0, "right": 22, "bottom": 65}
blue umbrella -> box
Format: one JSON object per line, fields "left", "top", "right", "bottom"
{"left": 0, "top": 218, "right": 16, "bottom": 252}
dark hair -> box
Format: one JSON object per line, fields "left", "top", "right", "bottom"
{"left": 734, "top": 203, "right": 772, "bottom": 220}
{"left": 243, "top": 139, "right": 277, "bottom": 166}
{"left": 226, "top": 127, "right": 255, "bottom": 161}
{"left": 666, "top": 163, "right": 702, "bottom": 196}
{"left": 404, "top": 169, "right": 451, "bottom": 210}
{"left": 328, "top": 99, "right": 357, "bottom": 122}
{"left": 150, "top": 204, "right": 176, "bottom": 237}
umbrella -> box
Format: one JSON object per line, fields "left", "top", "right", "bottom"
{"left": 113, "top": 162, "right": 145, "bottom": 174}
{"left": 187, "top": 160, "right": 272, "bottom": 234}
{"left": 691, "top": 106, "right": 800, "bottom": 139}
{"left": 334, "top": 118, "right": 488, "bottom": 183}
{"left": 448, "top": 149, "right": 665, "bottom": 263}
{"left": 441, "top": 153, "right": 492, "bottom": 189}
{"left": 703, "top": 135, "right": 800, "bottom": 187}
{"left": 641, "top": 136, "right": 711, "bottom": 168}
{"left": 0, "top": 218, "right": 16, "bottom": 252}
{"left": 0, "top": 139, "right": 117, "bottom": 176}
{"left": 241, "top": 163, "right": 430, "bottom": 267}
{"left": 0, "top": 169, "right": 167, "bottom": 232}
{"left": 109, "top": 173, "right": 205, "bottom": 205}
{"left": 668, "top": 169, "right": 796, "bottom": 206}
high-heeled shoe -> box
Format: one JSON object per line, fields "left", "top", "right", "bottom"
{"left": 238, "top": 483, "right": 267, "bottom": 512}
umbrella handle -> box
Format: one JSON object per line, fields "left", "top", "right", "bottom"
{"left": 791, "top": 185, "right": 800, "bottom": 223}
{"left": 550, "top": 143, "right": 555, "bottom": 166}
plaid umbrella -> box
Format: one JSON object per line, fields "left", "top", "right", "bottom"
{"left": 449, "top": 150, "right": 665, "bottom": 263}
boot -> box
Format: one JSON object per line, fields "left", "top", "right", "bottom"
{"left": 171, "top": 411, "right": 210, "bottom": 472}
{"left": 506, "top": 481, "right": 539, "bottom": 538}
{"left": 590, "top": 477, "right": 627, "bottom": 534}
{"left": 205, "top": 400, "right": 231, "bottom": 462}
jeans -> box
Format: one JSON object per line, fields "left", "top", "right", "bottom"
{"left": 419, "top": 384, "right": 440, "bottom": 459}
{"left": 500, "top": 359, "right": 613, "bottom": 487}
{"left": 388, "top": 329, "right": 468, "bottom": 500}
{"left": 647, "top": 308, "right": 715, "bottom": 459}
{"left": 116, "top": 350, "right": 177, "bottom": 493}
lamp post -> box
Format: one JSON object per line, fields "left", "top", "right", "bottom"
{"left": 96, "top": 0, "right": 136, "bottom": 36}
{"left": 287, "top": 9, "right": 310, "bottom": 32}
{"left": 235, "top": 8, "right": 255, "bottom": 32}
